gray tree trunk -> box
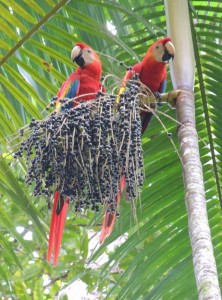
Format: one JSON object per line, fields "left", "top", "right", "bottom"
{"left": 165, "top": 0, "right": 221, "bottom": 298}
{"left": 177, "top": 89, "right": 221, "bottom": 299}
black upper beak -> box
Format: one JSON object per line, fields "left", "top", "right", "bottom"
{"left": 73, "top": 50, "right": 85, "bottom": 67}
{"left": 162, "top": 47, "right": 174, "bottom": 62}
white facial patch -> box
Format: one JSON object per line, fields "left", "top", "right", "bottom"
{"left": 153, "top": 43, "right": 165, "bottom": 62}
{"left": 81, "top": 48, "right": 95, "bottom": 66}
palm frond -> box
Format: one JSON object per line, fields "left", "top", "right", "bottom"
{"left": 0, "top": 0, "right": 221, "bottom": 298}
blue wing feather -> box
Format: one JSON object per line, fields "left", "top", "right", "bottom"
{"left": 57, "top": 77, "right": 80, "bottom": 111}
{"left": 159, "top": 79, "right": 167, "bottom": 93}
{"left": 141, "top": 79, "right": 167, "bottom": 134}
{"left": 65, "top": 80, "right": 80, "bottom": 98}
{"left": 64, "top": 80, "right": 80, "bottom": 109}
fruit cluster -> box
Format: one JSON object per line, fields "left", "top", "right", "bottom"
{"left": 14, "top": 77, "right": 144, "bottom": 213}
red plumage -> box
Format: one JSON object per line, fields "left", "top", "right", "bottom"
{"left": 48, "top": 43, "right": 103, "bottom": 266}
{"left": 100, "top": 38, "right": 175, "bottom": 243}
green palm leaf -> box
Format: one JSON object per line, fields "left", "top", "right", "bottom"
{"left": 0, "top": 0, "right": 221, "bottom": 298}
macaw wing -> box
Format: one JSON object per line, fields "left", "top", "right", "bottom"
{"left": 56, "top": 72, "right": 80, "bottom": 111}
{"left": 159, "top": 79, "right": 167, "bottom": 93}
{"left": 158, "top": 70, "right": 167, "bottom": 93}
{"left": 141, "top": 67, "right": 167, "bottom": 134}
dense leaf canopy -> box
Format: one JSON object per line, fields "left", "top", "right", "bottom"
{"left": 0, "top": 0, "right": 222, "bottom": 298}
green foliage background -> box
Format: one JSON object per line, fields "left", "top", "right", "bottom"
{"left": 0, "top": 0, "right": 222, "bottom": 299}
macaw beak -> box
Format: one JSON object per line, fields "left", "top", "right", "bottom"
{"left": 73, "top": 51, "right": 85, "bottom": 67}
{"left": 71, "top": 46, "right": 85, "bottom": 67}
{"left": 162, "top": 41, "right": 175, "bottom": 62}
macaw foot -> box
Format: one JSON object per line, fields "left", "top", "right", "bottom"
{"left": 158, "top": 90, "right": 182, "bottom": 108}
{"left": 140, "top": 90, "right": 182, "bottom": 108}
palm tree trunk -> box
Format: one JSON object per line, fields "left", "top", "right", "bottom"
{"left": 165, "top": 0, "right": 221, "bottom": 298}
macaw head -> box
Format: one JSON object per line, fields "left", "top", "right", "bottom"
{"left": 144, "top": 37, "right": 175, "bottom": 64}
{"left": 71, "top": 42, "right": 101, "bottom": 69}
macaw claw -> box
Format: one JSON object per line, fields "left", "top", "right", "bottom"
{"left": 161, "top": 90, "right": 182, "bottom": 108}
{"left": 140, "top": 90, "right": 182, "bottom": 108}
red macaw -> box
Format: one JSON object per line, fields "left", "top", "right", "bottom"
{"left": 100, "top": 37, "right": 175, "bottom": 243}
{"left": 47, "top": 42, "right": 103, "bottom": 266}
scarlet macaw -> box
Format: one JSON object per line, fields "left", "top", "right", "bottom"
{"left": 100, "top": 37, "right": 175, "bottom": 243}
{"left": 48, "top": 42, "right": 103, "bottom": 265}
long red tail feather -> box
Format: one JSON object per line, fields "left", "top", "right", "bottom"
{"left": 47, "top": 192, "right": 69, "bottom": 266}
{"left": 100, "top": 176, "right": 126, "bottom": 243}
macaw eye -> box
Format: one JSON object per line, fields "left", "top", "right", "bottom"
{"left": 155, "top": 45, "right": 159, "bottom": 49}
{"left": 87, "top": 49, "right": 92, "bottom": 53}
